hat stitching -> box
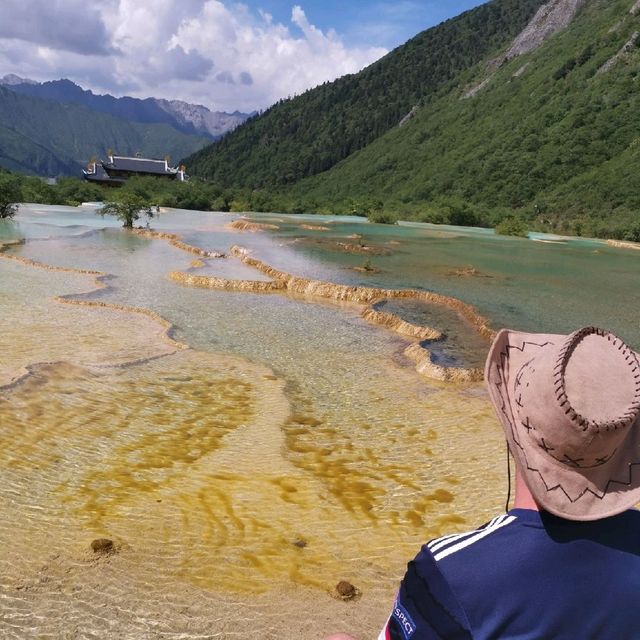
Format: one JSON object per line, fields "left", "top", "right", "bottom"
{"left": 525, "top": 411, "right": 616, "bottom": 469}
{"left": 539, "top": 438, "right": 555, "bottom": 453}
{"left": 495, "top": 339, "right": 640, "bottom": 504}
{"left": 495, "top": 341, "right": 552, "bottom": 463}
{"left": 561, "top": 454, "right": 584, "bottom": 468}
{"left": 513, "top": 358, "right": 612, "bottom": 468}
{"left": 520, "top": 458, "right": 594, "bottom": 503}
{"left": 526, "top": 460, "right": 640, "bottom": 504}
{"left": 595, "top": 450, "right": 618, "bottom": 465}
{"left": 553, "top": 327, "right": 640, "bottom": 434}
{"left": 494, "top": 354, "right": 585, "bottom": 503}
{"left": 605, "top": 461, "right": 640, "bottom": 490}
{"left": 516, "top": 418, "right": 630, "bottom": 502}
{"left": 521, "top": 417, "right": 534, "bottom": 433}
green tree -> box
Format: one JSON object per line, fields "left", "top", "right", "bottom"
{"left": 210, "top": 195, "right": 230, "bottom": 212}
{"left": 0, "top": 173, "right": 21, "bottom": 219}
{"left": 622, "top": 223, "right": 640, "bottom": 243}
{"left": 368, "top": 209, "right": 398, "bottom": 225}
{"left": 56, "top": 177, "right": 105, "bottom": 206}
{"left": 99, "top": 192, "right": 153, "bottom": 228}
{"left": 495, "top": 215, "right": 529, "bottom": 237}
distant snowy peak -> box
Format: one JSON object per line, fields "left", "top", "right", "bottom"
{"left": 0, "top": 73, "right": 37, "bottom": 86}
{"left": 154, "top": 98, "right": 249, "bottom": 138}
{"left": 0, "top": 76, "right": 250, "bottom": 139}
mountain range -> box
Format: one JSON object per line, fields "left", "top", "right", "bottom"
{"left": 185, "top": 0, "right": 640, "bottom": 237}
{"left": 0, "top": 76, "right": 250, "bottom": 177}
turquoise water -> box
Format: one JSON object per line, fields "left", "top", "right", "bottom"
{"left": 2, "top": 203, "right": 638, "bottom": 638}
{"left": 5, "top": 204, "right": 639, "bottom": 350}
{"left": 249, "top": 214, "right": 639, "bottom": 346}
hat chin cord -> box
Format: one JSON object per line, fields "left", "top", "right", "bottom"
{"left": 505, "top": 444, "right": 512, "bottom": 513}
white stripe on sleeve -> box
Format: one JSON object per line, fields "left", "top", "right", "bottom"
{"left": 428, "top": 515, "right": 506, "bottom": 554}
{"left": 433, "top": 515, "right": 517, "bottom": 562}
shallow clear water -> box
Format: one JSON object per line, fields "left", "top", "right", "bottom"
{"left": 372, "top": 298, "right": 489, "bottom": 368}
{"left": 253, "top": 214, "right": 640, "bottom": 346}
{"left": 1, "top": 204, "right": 638, "bottom": 638}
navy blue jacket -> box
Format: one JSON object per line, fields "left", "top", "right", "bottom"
{"left": 380, "top": 509, "right": 640, "bottom": 639}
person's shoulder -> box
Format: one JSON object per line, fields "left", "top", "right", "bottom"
{"left": 422, "top": 512, "right": 524, "bottom": 566}
{"left": 389, "top": 514, "right": 525, "bottom": 640}
{"left": 391, "top": 533, "right": 475, "bottom": 639}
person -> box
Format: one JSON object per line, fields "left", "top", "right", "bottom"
{"left": 325, "top": 326, "right": 640, "bottom": 640}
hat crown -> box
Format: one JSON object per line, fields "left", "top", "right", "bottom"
{"left": 556, "top": 327, "right": 640, "bottom": 431}
{"left": 514, "top": 328, "right": 640, "bottom": 471}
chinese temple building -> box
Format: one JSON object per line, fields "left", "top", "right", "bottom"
{"left": 83, "top": 154, "right": 188, "bottom": 186}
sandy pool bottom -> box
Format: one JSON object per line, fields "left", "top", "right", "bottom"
{"left": 0, "top": 345, "right": 505, "bottom": 639}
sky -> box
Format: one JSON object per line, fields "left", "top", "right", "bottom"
{"left": 0, "top": 1, "right": 488, "bottom": 113}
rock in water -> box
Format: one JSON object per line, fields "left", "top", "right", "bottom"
{"left": 335, "top": 580, "right": 359, "bottom": 600}
{"left": 90, "top": 538, "right": 115, "bottom": 555}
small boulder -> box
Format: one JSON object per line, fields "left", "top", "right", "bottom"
{"left": 335, "top": 580, "right": 360, "bottom": 600}
{"left": 90, "top": 538, "right": 115, "bottom": 555}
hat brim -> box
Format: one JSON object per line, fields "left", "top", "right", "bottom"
{"left": 485, "top": 329, "right": 640, "bottom": 521}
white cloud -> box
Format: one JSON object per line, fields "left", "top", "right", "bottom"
{"left": 0, "top": 0, "right": 115, "bottom": 55}
{"left": 0, "top": 0, "right": 387, "bottom": 112}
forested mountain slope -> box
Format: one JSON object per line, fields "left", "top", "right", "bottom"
{"left": 283, "top": 0, "right": 640, "bottom": 237}
{"left": 0, "top": 86, "right": 210, "bottom": 176}
{"left": 185, "top": 0, "right": 548, "bottom": 187}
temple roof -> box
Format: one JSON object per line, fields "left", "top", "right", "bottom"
{"left": 82, "top": 162, "right": 126, "bottom": 184}
{"left": 83, "top": 154, "right": 187, "bottom": 185}
{"left": 103, "top": 155, "right": 177, "bottom": 174}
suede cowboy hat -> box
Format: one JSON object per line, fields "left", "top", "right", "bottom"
{"left": 485, "top": 326, "right": 640, "bottom": 521}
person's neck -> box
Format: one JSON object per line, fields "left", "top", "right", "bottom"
{"left": 512, "top": 468, "right": 540, "bottom": 511}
